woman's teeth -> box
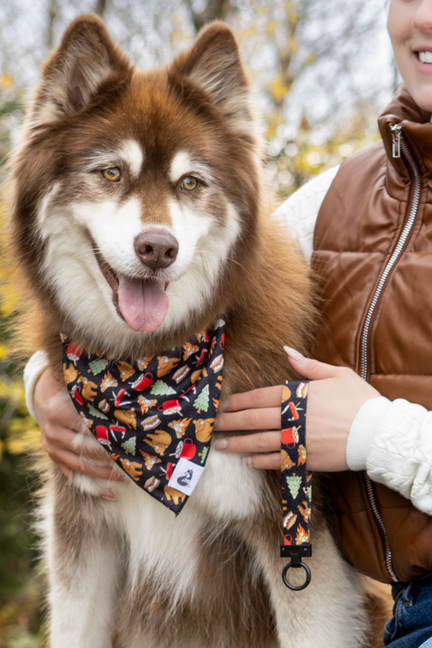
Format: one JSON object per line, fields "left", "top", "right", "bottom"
{"left": 419, "top": 51, "right": 432, "bottom": 64}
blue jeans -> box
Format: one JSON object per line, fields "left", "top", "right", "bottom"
{"left": 383, "top": 573, "right": 432, "bottom": 647}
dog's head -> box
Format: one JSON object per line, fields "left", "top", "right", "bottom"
{"left": 9, "top": 16, "right": 263, "bottom": 354}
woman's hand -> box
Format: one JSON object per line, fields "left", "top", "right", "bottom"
{"left": 34, "top": 368, "right": 123, "bottom": 489}
{"left": 214, "top": 348, "right": 380, "bottom": 471}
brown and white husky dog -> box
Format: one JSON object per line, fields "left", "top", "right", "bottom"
{"left": 7, "top": 15, "right": 370, "bottom": 648}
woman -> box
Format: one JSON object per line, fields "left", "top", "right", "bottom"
{"left": 25, "top": 1, "right": 432, "bottom": 645}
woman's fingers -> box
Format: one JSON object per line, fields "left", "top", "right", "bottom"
{"left": 35, "top": 368, "right": 83, "bottom": 431}
{"left": 214, "top": 387, "right": 282, "bottom": 470}
{"left": 52, "top": 447, "right": 124, "bottom": 481}
{"left": 34, "top": 368, "right": 124, "bottom": 483}
{"left": 223, "top": 385, "right": 282, "bottom": 413}
{"left": 243, "top": 452, "right": 281, "bottom": 470}
{"left": 215, "top": 406, "right": 281, "bottom": 432}
{"left": 215, "top": 351, "right": 381, "bottom": 473}
{"left": 284, "top": 347, "right": 340, "bottom": 380}
{"left": 43, "top": 427, "right": 123, "bottom": 480}
{"left": 214, "top": 430, "right": 282, "bottom": 471}
{"left": 42, "top": 426, "right": 107, "bottom": 461}
{"left": 43, "top": 427, "right": 124, "bottom": 480}
{"left": 215, "top": 430, "right": 281, "bottom": 453}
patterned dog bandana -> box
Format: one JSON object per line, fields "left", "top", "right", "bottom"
{"left": 62, "top": 318, "right": 225, "bottom": 515}
{"left": 280, "top": 380, "right": 312, "bottom": 591}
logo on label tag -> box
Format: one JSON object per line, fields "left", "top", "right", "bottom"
{"left": 168, "top": 458, "right": 205, "bottom": 496}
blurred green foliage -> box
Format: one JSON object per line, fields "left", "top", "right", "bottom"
{"left": 0, "top": 450, "right": 45, "bottom": 648}
{"left": 0, "top": 191, "right": 45, "bottom": 645}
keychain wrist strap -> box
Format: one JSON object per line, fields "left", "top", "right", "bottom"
{"left": 280, "top": 380, "right": 312, "bottom": 591}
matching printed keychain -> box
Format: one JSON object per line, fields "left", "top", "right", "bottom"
{"left": 280, "top": 380, "right": 312, "bottom": 591}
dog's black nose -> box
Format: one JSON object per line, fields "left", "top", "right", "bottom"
{"left": 134, "top": 230, "right": 179, "bottom": 271}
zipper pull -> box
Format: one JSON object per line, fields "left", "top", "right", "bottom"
{"left": 389, "top": 123, "right": 402, "bottom": 159}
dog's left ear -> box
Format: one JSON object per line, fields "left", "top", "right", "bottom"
{"left": 169, "top": 23, "right": 255, "bottom": 133}
{"left": 30, "top": 14, "right": 133, "bottom": 127}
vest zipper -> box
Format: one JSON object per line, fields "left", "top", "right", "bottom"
{"left": 363, "top": 474, "right": 398, "bottom": 582}
{"left": 391, "top": 123, "right": 402, "bottom": 159}
{"left": 358, "top": 122, "right": 421, "bottom": 583}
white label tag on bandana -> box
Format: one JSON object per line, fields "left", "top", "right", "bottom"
{"left": 168, "top": 458, "right": 205, "bottom": 496}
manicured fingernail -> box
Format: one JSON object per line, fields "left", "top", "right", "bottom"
{"left": 242, "top": 455, "right": 253, "bottom": 466}
{"left": 283, "top": 346, "right": 304, "bottom": 361}
{"left": 214, "top": 438, "right": 228, "bottom": 451}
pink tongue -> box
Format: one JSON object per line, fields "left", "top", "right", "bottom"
{"left": 118, "top": 276, "right": 169, "bottom": 333}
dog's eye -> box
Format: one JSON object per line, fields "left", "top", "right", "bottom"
{"left": 102, "top": 167, "right": 121, "bottom": 182}
{"left": 180, "top": 177, "right": 198, "bottom": 192}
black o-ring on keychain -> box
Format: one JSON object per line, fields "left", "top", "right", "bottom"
{"left": 281, "top": 545, "right": 312, "bottom": 591}
{"left": 280, "top": 380, "right": 312, "bottom": 591}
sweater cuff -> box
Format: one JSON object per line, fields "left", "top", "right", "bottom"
{"left": 23, "top": 350, "right": 49, "bottom": 423}
{"left": 346, "top": 397, "right": 391, "bottom": 471}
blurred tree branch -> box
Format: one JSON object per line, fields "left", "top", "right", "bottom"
{"left": 185, "top": 0, "right": 232, "bottom": 32}
{"left": 94, "top": 0, "right": 108, "bottom": 18}
{"left": 46, "top": 0, "right": 57, "bottom": 49}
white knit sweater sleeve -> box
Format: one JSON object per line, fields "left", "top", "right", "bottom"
{"left": 23, "top": 349, "right": 49, "bottom": 423}
{"left": 347, "top": 397, "right": 432, "bottom": 515}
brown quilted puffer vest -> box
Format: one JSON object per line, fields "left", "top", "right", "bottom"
{"left": 312, "top": 85, "right": 432, "bottom": 584}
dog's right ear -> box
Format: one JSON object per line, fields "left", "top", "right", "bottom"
{"left": 30, "top": 14, "right": 132, "bottom": 126}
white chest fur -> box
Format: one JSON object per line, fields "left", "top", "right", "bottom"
{"left": 104, "top": 445, "right": 265, "bottom": 590}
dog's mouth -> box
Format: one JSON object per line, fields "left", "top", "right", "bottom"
{"left": 93, "top": 247, "right": 169, "bottom": 334}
